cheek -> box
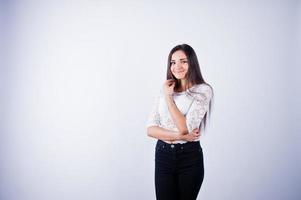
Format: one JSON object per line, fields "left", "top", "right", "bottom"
{"left": 183, "top": 64, "right": 189, "bottom": 71}
{"left": 170, "top": 66, "right": 175, "bottom": 72}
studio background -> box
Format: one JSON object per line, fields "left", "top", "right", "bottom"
{"left": 1, "top": 0, "right": 300, "bottom": 200}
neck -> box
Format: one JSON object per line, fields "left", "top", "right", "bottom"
{"left": 179, "top": 79, "right": 192, "bottom": 91}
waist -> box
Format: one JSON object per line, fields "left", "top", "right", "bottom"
{"left": 162, "top": 138, "right": 200, "bottom": 144}
{"left": 156, "top": 139, "right": 201, "bottom": 151}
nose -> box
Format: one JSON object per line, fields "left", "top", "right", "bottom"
{"left": 175, "top": 62, "right": 182, "bottom": 68}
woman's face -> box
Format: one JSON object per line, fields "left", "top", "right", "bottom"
{"left": 170, "top": 50, "right": 189, "bottom": 80}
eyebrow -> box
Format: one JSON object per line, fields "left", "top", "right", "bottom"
{"left": 171, "top": 58, "right": 188, "bottom": 61}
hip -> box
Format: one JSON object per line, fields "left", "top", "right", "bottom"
{"left": 155, "top": 140, "right": 203, "bottom": 161}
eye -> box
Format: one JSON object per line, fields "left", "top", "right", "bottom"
{"left": 170, "top": 61, "right": 175, "bottom": 65}
{"left": 181, "top": 60, "right": 188, "bottom": 64}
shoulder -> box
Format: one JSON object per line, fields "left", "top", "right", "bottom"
{"left": 190, "top": 83, "right": 213, "bottom": 99}
{"left": 192, "top": 83, "right": 213, "bottom": 93}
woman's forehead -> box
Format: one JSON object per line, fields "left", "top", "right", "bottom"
{"left": 171, "top": 50, "right": 187, "bottom": 60}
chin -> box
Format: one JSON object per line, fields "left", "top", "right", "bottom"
{"left": 174, "top": 75, "right": 185, "bottom": 80}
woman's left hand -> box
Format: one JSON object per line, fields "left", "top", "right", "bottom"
{"left": 163, "top": 79, "right": 175, "bottom": 96}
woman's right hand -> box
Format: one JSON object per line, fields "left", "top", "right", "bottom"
{"left": 180, "top": 128, "right": 200, "bottom": 141}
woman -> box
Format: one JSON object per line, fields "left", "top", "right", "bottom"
{"left": 146, "top": 44, "right": 214, "bottom": 200}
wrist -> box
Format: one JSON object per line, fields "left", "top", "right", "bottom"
{"left": 165, "top": 94, "right": 173, "bottom": 100}
{"left": 165, "top": 93, "right": 172, "bottom": 99}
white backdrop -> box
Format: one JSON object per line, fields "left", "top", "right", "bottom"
{"left": 1, "top": 0, "right": 300, "bottom": 200}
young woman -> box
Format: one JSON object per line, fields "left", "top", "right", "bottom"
{"left": 146, "top": 44, "right": 214, "bottom": 200}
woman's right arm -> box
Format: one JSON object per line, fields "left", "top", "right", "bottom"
{"left": 147, "top": 126, "right": 181, "bottom": 142}
{"left": 147, "top": 126, "right": 200, "bottom": 142}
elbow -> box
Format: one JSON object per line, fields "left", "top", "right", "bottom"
{"left": 147, "top": 127, "right": 153, "bottom": 137}
{"left": 178, "top": 120, "right": 189, "bottom": 135}
{"left": 178, "top": 126, "right": 189, "bottom": 135}
{"left": 179, "top": 129, "right": 189, "bottom": 135}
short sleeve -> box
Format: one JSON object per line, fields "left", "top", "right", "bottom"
{"left": 185, "top": 84, "right": 213, "bottom": 133}
{"left": 146, "top": 92, "right": 161, "bottom": 128}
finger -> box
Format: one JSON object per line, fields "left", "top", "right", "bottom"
{"left": 165, "top": 80, "right": 174, "bottom": 86}
{"left": 164, "top": 80, "right": 172, "bottom": 85}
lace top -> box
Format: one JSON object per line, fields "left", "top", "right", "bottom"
{"left": 146, "top": 83, "right": 213, "bottom": 144}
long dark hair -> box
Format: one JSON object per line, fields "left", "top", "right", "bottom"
{"left": 166, "top": 44, "right": 214, "bottom": 132}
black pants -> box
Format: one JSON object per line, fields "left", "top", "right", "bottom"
{"left": 154, "top": 140, "right": 204, "bottom": 200}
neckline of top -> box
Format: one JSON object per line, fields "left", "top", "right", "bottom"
{"left": 174, "top": 83, "right": 202, "bottom": 94}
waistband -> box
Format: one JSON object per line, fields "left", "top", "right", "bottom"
{"left": 156, "top": 140, "right": 201, "bottom": 150}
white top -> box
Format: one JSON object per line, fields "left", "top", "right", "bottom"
{"left": 146, "top": 83, "right": 213, "bottom": 144}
